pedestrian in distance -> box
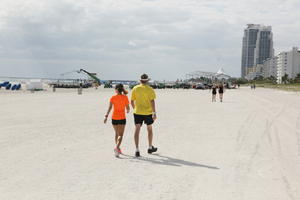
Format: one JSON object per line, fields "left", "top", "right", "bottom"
{"left": 218, "top": 83, "right": 224, "bottom": 102}
{"left": 212, "top": 85, "right": 217, "bottom": 102}
{"left": 104, "top": 84, "right": 130, "bottom": 158}
{"left": 131, "top": 74, "right": 158, "bottom": 157}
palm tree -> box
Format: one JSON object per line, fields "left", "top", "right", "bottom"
{"left": 294, "top": 73, "right": 300, "bottom": 83}
{"left": 282, "top": 73, "right": 289, "bottom": 84}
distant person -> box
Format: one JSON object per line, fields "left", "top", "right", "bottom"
{"left": 104, "top": 84, "right": 130, "bottom": 157}
{"left": 253, "top": 84, "right": 256, "bottom": 89}
{"left": 131, "top": 74, "right": 157, "bottom": 157}
{"left": 218, "top": 84, "right": 224, "bottom": 102}
{"left": 212, "top": 85, "right": 217, "bottom": 102}
{"left": 238, "top": 84, "right": 240, "bottom": 88}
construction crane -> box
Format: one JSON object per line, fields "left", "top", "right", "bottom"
{"left": 78, "top": 68, "right": 101, "bottom": 86}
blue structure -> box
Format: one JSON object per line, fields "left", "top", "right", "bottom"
{"left": 6, "top": 83, "right": 12, "bottom": 90}
{"left": 16, "top": 84, "right": 21, "bottom": 90}
{"left": 12, "top": 84, "right": 18, "bottom": 90}
{"left": 0, "top": 82, "right": 22, "bottom": 90}
{"left": 0, "top": 81, "right": 9, "bottom": 88}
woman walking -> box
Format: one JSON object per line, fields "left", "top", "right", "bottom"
{"left": 218, "top": 83, "right": 224, "bottom": 102}
{"left": 104, "top": 84, "right": 130, "bottom": 157}
{"left": 212, "top": 85, "right": 217, "bottom": 102}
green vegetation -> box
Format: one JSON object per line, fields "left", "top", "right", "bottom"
{"left": 232, "top": 73, "right": 300, "bottom": 92}
{"left": 256, "top": 83, "right": 300, "bottom": 92}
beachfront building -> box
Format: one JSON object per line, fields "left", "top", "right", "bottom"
{"left": 245, "top": 65, "right": 264, "bottom": 80}
{"left": 276, "top": 52, "right": 287, "bottom": 84}
{"left": 186, "top": 68, "right": 231, "bottom": 82}
{"left": 262, "top": 56, "right": 278, "bottom": 78}
{"left": 241, "top": 24, "right": 274, "bottom": 78}
{"left": 216, "top": 68, "right": 231, "bottom": 80}
{"left": 276, "top": 47, "right": 300, "bottom": 83}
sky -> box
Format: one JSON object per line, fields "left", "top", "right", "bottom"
{"left": 1, "top": 0, "right": 300, "bottom": 80}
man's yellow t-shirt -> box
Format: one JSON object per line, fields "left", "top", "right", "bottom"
{"left": 131, "top": 84, "right": 156, "bottom": 115}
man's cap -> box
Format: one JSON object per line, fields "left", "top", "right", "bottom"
{"left": 140, "top": 74, "right": 150, "bottom": 81}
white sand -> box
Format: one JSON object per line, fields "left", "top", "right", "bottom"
{"left": 1, "top": 87, "right": 300, "bottom": 200}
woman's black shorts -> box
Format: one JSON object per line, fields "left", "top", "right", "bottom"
{"left": 112, "top": 119, "right": 126, "bottom": 125}
{"left": 134, "top": 114, "right": 154, "bottom": 125}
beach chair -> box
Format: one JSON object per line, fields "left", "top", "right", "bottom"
{"left": 16, "top": 84, "right": 21, "bottom": 90}
{"left": 12, "top": 85, "right": 17, "bottom": 90}
{"left": 0, "top": 81, "right": 9, "bottom": 87}
{"left": 6, "top": 83, "right": 12, "bottom": 90}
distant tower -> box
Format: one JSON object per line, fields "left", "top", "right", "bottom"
{"left": 241, "top": 24, "right": 274, "bottom": 78}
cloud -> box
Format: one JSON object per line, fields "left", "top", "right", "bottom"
{"left": 0, "top": 0, "right": 300, "bottom": 80}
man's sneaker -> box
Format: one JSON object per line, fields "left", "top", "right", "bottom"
{"left": 135, "top": 151, "right": 141, "bottom": 157}
{"left": 114, "top": 148, "right": 120, "bottom": 157}
{"left": 148, "top": 146, "right": 158, "bottom": 154}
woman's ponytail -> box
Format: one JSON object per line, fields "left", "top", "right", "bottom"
{"left": 123, "top": 87, "right": 128, "bottom": 95}
{"left": 116, "top": 84, "right": 128, "bottom": 95}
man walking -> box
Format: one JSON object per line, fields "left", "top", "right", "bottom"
{"left": 131, "top": 74, "right": 157, "bottom": 157}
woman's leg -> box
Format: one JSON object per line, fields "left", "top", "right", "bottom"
{"left": 116, "top": 125, "right": 125, "bottom": 149}
{"left": 220, "top": 93, "right": 223, "bottom": 102}
{"left": 112, "top": 125, "right": 118, "bottom": 144}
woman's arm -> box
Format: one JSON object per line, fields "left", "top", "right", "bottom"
{"left": 104, "top": 102, "right": 113, "bottom": 123}
{"left": 126, "top": 104, "right": 130, "bottom": 113}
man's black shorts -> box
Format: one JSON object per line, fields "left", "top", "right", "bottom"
{"left": 134, "top": 114, "right": 154, "bottom": 125}
{"left": 112, "top": 119, "right": 126, "bottom": 125}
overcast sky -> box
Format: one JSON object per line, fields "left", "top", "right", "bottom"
{"left": 1, "top": 0, "right": 300, "bottom": 80}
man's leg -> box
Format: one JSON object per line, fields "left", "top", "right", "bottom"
{"left": 147, "top": 124, "right": 157, "bottom": 154}
{"left": 134, "top": 124, "right": 141, "bottom": 149}
{"left": 147, "top": 125, "right": 153, "bottom": 147}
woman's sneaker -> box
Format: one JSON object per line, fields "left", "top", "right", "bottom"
{"left": 148, "top": 146, "right": 158, "bottom": 154}
{"left": 117, "top": 148, "right": 122, "bottom": 154}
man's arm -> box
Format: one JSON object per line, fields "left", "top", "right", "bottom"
{"left": 151, "top": 100, "right": 157, "bottom": 120}
{"left": 131, "top": 100, "right": 135, "bottom": 110}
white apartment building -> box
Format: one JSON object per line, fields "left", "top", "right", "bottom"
{"left": 277, "top": 52, "right": 287, "bottom": 84}
{"left": 276, "top": 47, "right": 300, "bottom": 83}
{"left": 262, "top": 56, "right": 278, "bottom": 78}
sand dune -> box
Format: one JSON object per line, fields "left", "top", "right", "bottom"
{"left": 1, "top": 87, "right": 300, "bottom": 200}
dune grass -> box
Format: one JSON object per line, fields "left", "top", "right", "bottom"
{"left": 254, "top": 83, "right": 300, "bottom": 92}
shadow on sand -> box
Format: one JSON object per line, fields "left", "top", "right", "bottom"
{"left": 121, "top": 153, "right": 220, "bottom": 170}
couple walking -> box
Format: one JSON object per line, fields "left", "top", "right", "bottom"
{"left": 212, "top": 84, "right": 224, "bottom": 102}
{"left": 104, "top": 74, "right": 157, "bottom": 158}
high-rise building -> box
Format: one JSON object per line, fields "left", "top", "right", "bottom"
{"left": 241, "top": 24, "right": 274, "bottom": 78}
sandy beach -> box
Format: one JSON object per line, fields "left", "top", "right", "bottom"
{"left": 1, "top": 87, "right": 300, "bottom": 200}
